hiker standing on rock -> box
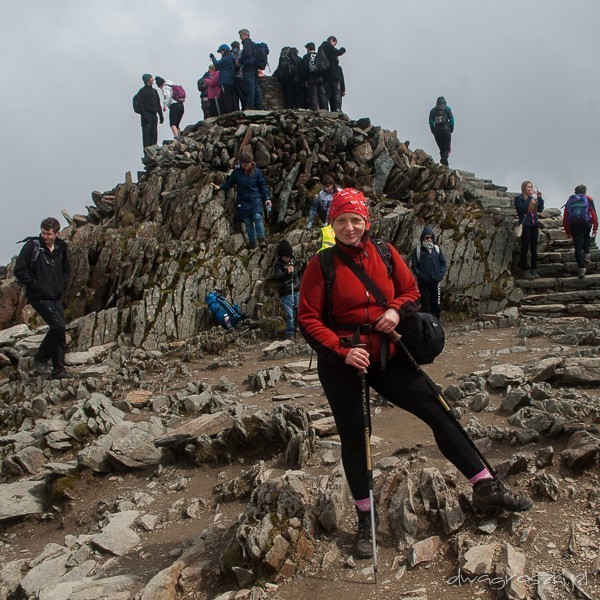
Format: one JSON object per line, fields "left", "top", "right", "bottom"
{"left": 514, "top": 181, "right": 544, "bottom": 280}
{"left": 410, "top": 226, "right": 446, "bottom": 319}
{"left": 318, "top": 36, "right": 346, "bottom": 112}
{"left": 563, "top": 184, "right": 598, "bottom": 278}
{"left": 429, "top": 96, "right": 454, "bottom": 166}
{"left": 14, "top": 217, "right": 73, "bottom": 380}
{"left": 135, "top": 74, "right": 163, "bottom": 149}
{"left": 155, "top": 76, "right": 185, "bottom": 140}
{"left": 211, "top": 146, "right": 271, "bottom": 249}
{"left": 298, "top": 188, "right": 533, "bottom": 559}
{"left": 210, "top": 44, "right": 236, "bottom": 114}
{"left": 274, "top": 240, "right": 301, "bottom": 340}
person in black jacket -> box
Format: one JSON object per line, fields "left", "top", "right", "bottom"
{"left": 302, "top": 42, "right": 327, "bottom": 110}
{"left": 410, "top": 225, "right": 447, "bottom": 319}
{"left": 429, "top": 96, "right": 454, "bottom": 166}
{"left": 137, "top": 74, "right": 163, "bottom": 148}
{"left": 273, "top": 240, "right": 301, "bottom": 340}
{"left": 14, "top": 217, "right": 73, "bottom": 379}
{"left": 318, "top": 36, "right": 346, "bottom": 112}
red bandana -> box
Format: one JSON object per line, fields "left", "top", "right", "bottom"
{"left": 328, "top": 188, "right": 371, "bottom": 230}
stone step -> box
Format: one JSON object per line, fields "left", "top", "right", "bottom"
{"left": 534, "top": 262, "right": 598, "bottom": 277}
{"left": 539, "top": 249, "right": 600, "bottom": 263}
{"left": 515, "top": 273, "right": 600, "bottom": 290}
{"left": 520, "top": 303, "right": 600, "bottom": 318}
{"left": 522, "top": 288, "right": 600, "bottom": 305}
{"left": 456, "top": 170, "right": 476, "bottom": 178}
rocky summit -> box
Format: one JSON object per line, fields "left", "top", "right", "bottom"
{"left": 0, "top": 110, "right": 599, "bottom": 600}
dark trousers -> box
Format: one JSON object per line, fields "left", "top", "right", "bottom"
{"left": 168, "top": 102, "right": 184, "bottom": 128}
{"left": 418, "top": 281, "right": 441, "bottom": 318}
{"left": 433, "top": 127, "right": 452, "bottom": 165}
{"left": 318, "top": 354, "right": 485, "bottom": 500}
{"left": 520, "top": 226, "right": 540, "bottom": 270}
{"left": 29, "top": 298, "right": 66, "bottom": 374}
{"left": 244, "top": 71, "right": 264, "bottom": 109}
{"left": 220, "top": 85, "right": 236, "bottom": 114}
{"left": 281, "top": 80, "right": 304, "bottom": 109}
{"left": 571, "top": 223, "right": 592, "bottom": 268}
{"left": 307, "top": 76, "right": 327, "bottom": 110}
{"left": 141, "top": 112, "right": 158, "bottom": 148}
{"left": 325, "top": 79, "right": 342, "bottom": 112}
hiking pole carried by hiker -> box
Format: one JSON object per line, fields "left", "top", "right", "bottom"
{"left": 358, "top": 359, "right": 378, "bottom": 582}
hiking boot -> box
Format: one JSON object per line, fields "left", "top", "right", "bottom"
{"left": 248, "top": 241, "right": 257, "bottom": 250}
{"left": 354, "top": 507, "right": 377, "bottom": 559}
{"left": 531, "top": 270, "right": 540, "bottom": 279}
{"left": 472, "top": 479, "right": 533, "bottom": 513}
{"left": 584, "top": 253, "right": 591, "bottom": 264}
{"left": 578, "top": 268, "right": 586, "bottom": 278}
{"left": 258, "top": 239, "right": 267, "bottom": 250}
{"left": 522, "top": 270, "right": 535, "bottom": 280}
{"left": 33, "top": 358, "right": 52, "bottom": 376}
{"left": 51, "top": 369, "right": 75, "bottom": 381}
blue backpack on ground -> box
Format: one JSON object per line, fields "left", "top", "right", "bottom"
{"left": 565, "top": 194, "right": 592, "bottom": 226}
{"left": 206, "top": 291, "right": 246, "bottom": 329}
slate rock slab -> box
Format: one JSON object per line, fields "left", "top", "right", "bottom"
{"left": 0, "top": 479, "right": 46, "bottom": 522}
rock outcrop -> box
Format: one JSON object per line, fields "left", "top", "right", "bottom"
{"left": 2, "top": 110, "right": 531, "bottom": 350}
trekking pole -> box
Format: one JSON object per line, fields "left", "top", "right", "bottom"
{"left": 358, "top": 366, "right": 378, "bottom": 582}
{"left": 387, "top": 330, "right": 496, "bottom": 478}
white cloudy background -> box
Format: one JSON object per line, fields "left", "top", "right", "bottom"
{"left": 1, "top": 0, "right": 599, "bottom": 263}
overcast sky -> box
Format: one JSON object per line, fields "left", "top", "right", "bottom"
{"left": 1, "top": 0, "right": 599, "bottom": 264}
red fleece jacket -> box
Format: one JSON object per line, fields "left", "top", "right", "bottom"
{"left": 298, "top": 239, "right": 420, "bottom": 366}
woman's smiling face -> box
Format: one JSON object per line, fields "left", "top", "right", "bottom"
{"left": 332, "top": 212, "right": 366, "bottom": 246}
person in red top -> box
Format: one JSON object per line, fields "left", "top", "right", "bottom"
{"left": 298, "top": 188, "right": 533, "bottom": 559}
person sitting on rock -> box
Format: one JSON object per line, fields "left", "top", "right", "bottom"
{"left": 211, "top": 146, "right": 271, "bottom": 249}
{"left": 306, "top": 175, "right": 340, "bottom": 230}
{"left": 273, "top": 240, "right": 301, "bottom": 341}
{"left": 514, "top": 181, "right": 544, "bottom": 280}
{"left": 410, "top": 225, "right": 447, "bottom": 319}
{"left": 563, "top": 184, "right": 598, "bottom": 278}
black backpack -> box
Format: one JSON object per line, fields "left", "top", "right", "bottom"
{"left": 315, "top": 47, "right": 330, "bottom": 73}
{"left": 132, "top": 90, "right": 143, "bottom": 114}
{"left": 319, "top": 240, "right": 445, "bottom": 365}
{"left": 277, "top": 47, "right": 298, "bottom": 80}
{"left": 253, "top": 41, "right": 269, "bottom": 70}
{"left": 433, "top": 107, "right": 448, "bottom": 127}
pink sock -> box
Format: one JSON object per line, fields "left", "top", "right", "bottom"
{"left": 355, "top": 497, "right": 371, "bottom": 512}
{"left": 469, "top": 468, "right": 493, "bottom": 485}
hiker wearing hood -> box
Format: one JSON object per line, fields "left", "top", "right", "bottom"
{"left": 274, "top": 240, "right": 302, "bottom": 340}
{"left": 562, "top": 184, "right": 598, "bottom": 278}
{"left": 429, "top": 96, "right": 454, "bottom": 166}
{"left": 410, "top": 226, "right": 447, "bottom": 319}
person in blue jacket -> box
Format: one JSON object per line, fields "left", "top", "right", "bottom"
{"left": 210, "top": 44, "right": 236, "bottom": 114}
{"left": 212, "top": 146, "right": 272, "bottom": 249}
{"left": 429, "top": 96, "right": 454, "bottom": 166}
{"left": 514, "top": 181, "right": 544, "bottom": 280}
{"left": 410, "top": 225, "right": 447, "bottom": 318}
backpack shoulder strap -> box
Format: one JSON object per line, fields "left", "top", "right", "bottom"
{"left": 371, "top": 239, "right": 393, "bottom": 277}
{"left": 318, "top": 249, "right": 336, "bottom": 327}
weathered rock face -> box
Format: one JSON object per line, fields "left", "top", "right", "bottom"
{"left": 2, "top": 110, "right": 521, "bottom": 349}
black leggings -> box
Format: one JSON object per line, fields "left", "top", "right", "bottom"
{"left": 519, "top": 225, "right": 539, "bottom": 270}
{"left": 169, "top": 102, "right": 184, "bottom": 128}
{"left": 318, "top": 353, "right": 485, "bottom": 500}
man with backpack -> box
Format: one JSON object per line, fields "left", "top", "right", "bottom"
{"left": 302, "top": 42, "right": 327, "bottom": 110}
{"left": 14, "top": 217, "right": 73, "bottom": 380}
{"left": 410, "top": 226, "right": 447, "bottom": 319}
{"left": 428, "top": 96, "right": 454, "bottom": 166}
{"left": 274, "top": 240, "right": 301, "bottom": 340}
{"left": 318, "top": 36, "right": 346, "bottom": 112}
{"left": 155, "top": 76, "right": 185, "bottom": 140}
{"left": 239, "top": 28, "right": 265, "bottom": 110}
{"left": 274, "top": 47, "right": 304, "bottom": 109}
{"left": 563, "top": 184, "right": 598, "bottom": 278}
{"left": 133, "top": 74, "right": 164, "bottom": 149}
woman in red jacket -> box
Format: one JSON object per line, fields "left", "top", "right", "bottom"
{"left": 298, "top": 189, "right": 532, "bottom": 559}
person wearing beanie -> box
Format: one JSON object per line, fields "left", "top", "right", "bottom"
{"left": 410, "top": 225, "right": 447, "bottom": 318}
{"left": 155, "top": 76, "right": 185, "bottom": 140}
{"left": 273, "top": 240, "right": 302, "bottom": 340}
{"left": 136, "top": 74, "right": 163, "bottom": 149}
{"left": 210, "top": 44, "right": 236, "bottom": 114}
{"left": 298, "top": 188, "right": 533, "bottom": 560}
